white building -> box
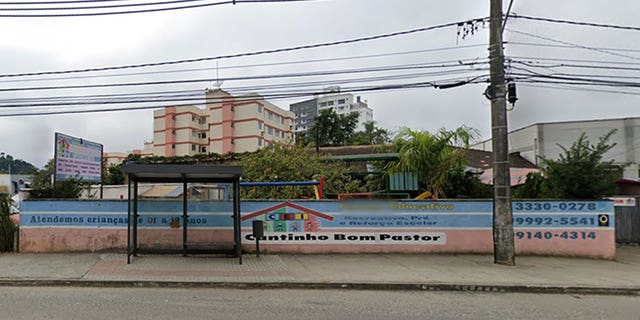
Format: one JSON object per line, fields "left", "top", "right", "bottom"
{"left": 290, "top": 87, "right": 374, "bottom": 133}
{"left": 473, "top": 117, "right": 640, "bottom": 179}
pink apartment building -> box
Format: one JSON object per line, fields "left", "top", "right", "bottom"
{"left": 105, "top": 89, "right": 295, "bottom": 165}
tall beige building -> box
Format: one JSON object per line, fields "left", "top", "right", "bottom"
{"left": 149, "top": 89, "right": 294, "bottom": 157}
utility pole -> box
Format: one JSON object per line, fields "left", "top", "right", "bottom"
{"left": 489, "top": 0, "right": 515, "bottom": 265}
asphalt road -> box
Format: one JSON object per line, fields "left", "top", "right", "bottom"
{"left": 0, "top": 287, "right": 638, "bottom": 320}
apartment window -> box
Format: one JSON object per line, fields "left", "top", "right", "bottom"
{"left": 172, "top": 144, "right": 176, "bottom": 149}
{"left": 258, "top": 122, "right": 263, "bottom": 129}
{"left": 281, "top": 132, "right": 285, "bottom": 138}
{"left": 268, "top": 112, "right": 273, "bottom": 120}
{"left": 280, "top": 117, "right": 284, "bottom": 124}
{"left": 258, "top": 138, "right": 262, "bottom": 146}
{"left": 192, "top": 116, "right": 196, "bottom": 121}
{"left": 268, "top": 127, "right": 273, "bottom": 135}
{"left": 171, "top": 115, "right": 176, "bottom": 120}
{"left": 327, "top": 101, "right": 334, "bottom": 106}
{"left": 275, "top": 129, "right": 280, "bottom": 136}
{"left": 257, "top": 105, "right": 263, "bottom": 113}
{"left": 172, "top": 130, "right": 176, "bottom": 135}
{"left": 192, "top": 144, "right": 196, "bottom": 151}
{"left": 200, "top": 146, "right": 207, "bottom": 153}
{"left": 199, "top": 132, "right": 207, "bottom": 139}
{"left": 337, "top": 99, "right": 346, "bottom": 104}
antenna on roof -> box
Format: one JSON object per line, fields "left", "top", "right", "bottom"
{"left": 213, "top": 60, "right": 224, "bottom": 89}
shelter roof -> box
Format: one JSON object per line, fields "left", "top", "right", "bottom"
{"left": 121, "top": 163, "right": 243, "bottom": 183}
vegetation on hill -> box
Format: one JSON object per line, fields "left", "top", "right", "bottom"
{"left": 0, "top": 153, "right": 37, "bottom": 174}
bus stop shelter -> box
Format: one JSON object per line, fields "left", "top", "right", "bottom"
{"left": 121, "top": 163, "right": 243, "bottom": 264}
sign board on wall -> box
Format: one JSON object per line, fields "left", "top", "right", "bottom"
{"left": 608, "top": 197, "right": 636, "bottom": 207}
{"left": 19, "top": 200, "right": 616, "bottom": 258}
{"left": 54, "top": 132, "right": 103, "bottom": 182}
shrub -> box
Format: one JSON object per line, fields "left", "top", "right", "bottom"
{"left": 0, "top": 195, "right": 18, "bottom": 252}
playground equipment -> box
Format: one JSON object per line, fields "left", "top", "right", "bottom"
{"left": 337, "top": 191, "right": 411, "bottom": 200}
{"left": 240, "top": 179, "right": 324, "bottom": 199}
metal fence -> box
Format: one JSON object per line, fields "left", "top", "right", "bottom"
{"left": 614, "top": 197, "right": 640, "bottom": 244}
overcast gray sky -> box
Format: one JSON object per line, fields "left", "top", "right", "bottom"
{"left": 1, "top": 0, "right": 639, "bottom": 168}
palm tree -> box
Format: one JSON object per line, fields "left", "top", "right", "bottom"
{"left": 389, "top": 126, "right": 478, "bottom": 198}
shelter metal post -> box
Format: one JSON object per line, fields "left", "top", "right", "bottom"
{"left": 234, "top": 180, "right": 242, "bottom": 264}
{"left": 183, "top": 178, "right": 188, "bottom": 257}
{"left": 133, "top": 180, "right": 138, "bottom": 256}
{"left": 127, "top": 178, "right": 131, "bottom": 264}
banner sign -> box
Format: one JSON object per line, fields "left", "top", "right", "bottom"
{"left": 55, "top": 132, "right": 103, "bottom": 182}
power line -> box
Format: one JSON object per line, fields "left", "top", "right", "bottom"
{"left": 0, "top": 49, "right": 489, "bottom": 84}
{"left": 508, "top": 56, "right": 640, "bottom": 66}
{"left": 507, "top": 41, "right": 640, "bottom": 54}
{"left": 510, "top": 60, "right": 640, "bottom": 72}
{"left": 0, "top": 67, "right": 488, "bottom": 104}
{"left": 518, "top": 83, "right": 640, "bottom": 96}
{"left": 508, "top": 65, "right": 640, "bottom": 87}
{"left": 0, "top": 0, "right": 130, "bottom": 4}
{"left": 501, "top": 0, "right": 515, "bottom": 34}
{"left": 512, "top": 74, "right": 640, "bottom": 89}
{"left": 0, "top": 68, "right": 489, "bottom": 107}
{"left": 509, "top": 14, "right": 640, "bottom": 32}
{"left": 0, "top": 61, "right": 488, "bottom": 92}
{"left": 0, "top": 81, "right": 451, "bottom": 117}
{"left": 506, "top": 28, "right": 640, "bottom": 62}
{"left": 0, "top": 16, "right": 488, "bottom": 78}
{"left": 0, "top": 0, "right": 315, "bottom": 17}
{"left": 0, "top": 0, "right": 209, "bottom": 11}
{"left": 0, "top": 72, "right": 490, "bottom": 116}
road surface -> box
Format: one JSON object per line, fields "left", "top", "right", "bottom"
{"left": 0, "top": 287, "right": 637, "bottom": 319}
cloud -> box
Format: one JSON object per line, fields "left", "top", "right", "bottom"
{"left": 1, "top": 0, "right": 639, "bottom": 168}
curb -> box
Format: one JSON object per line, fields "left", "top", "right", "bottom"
{"left": 0, "top": 279, "right": 638, "bottom": 296}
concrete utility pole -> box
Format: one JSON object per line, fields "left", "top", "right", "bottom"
{"left": 489, "top": 0, "right": 515, "bottom": 265}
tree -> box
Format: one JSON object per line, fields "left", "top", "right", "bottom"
{"left": 240, "top": 144, "right": 366, "bottom": 199}
{"left": 103, "top": 163, "right": 125, "bottom": 185}
{"left": 539, "top": 130, "right": 620, "bottom": 199}
{"left": 294, "top": 132, "right": 314, "bottom": 147}
{"left": 442, "top": 168, "right": 493, "bottom": 199}
{"left": 388, "top": 126, "right": 479, "bottom": 198}
{"left": 309, "top": 109, "right": 359, "bottom": 147}
{"left": 350, "top": 121, "right": 390, "bottom": 145}
{"left": 30, "top": 159, "right": 83, "bottom": 199}
{"left": 512, "top": 172, "right": 551, "bottom": 199}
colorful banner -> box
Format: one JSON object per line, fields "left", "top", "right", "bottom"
{"left": 55, "top": 132, "right": 103, "bottom": 182}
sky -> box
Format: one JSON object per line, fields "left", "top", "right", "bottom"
{"left": 0, "top": 0, "right": 639, "bottom": 168}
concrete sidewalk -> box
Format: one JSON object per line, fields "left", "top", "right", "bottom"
{"left": 1, "top": 246, "right": 639, "bottom": 295}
